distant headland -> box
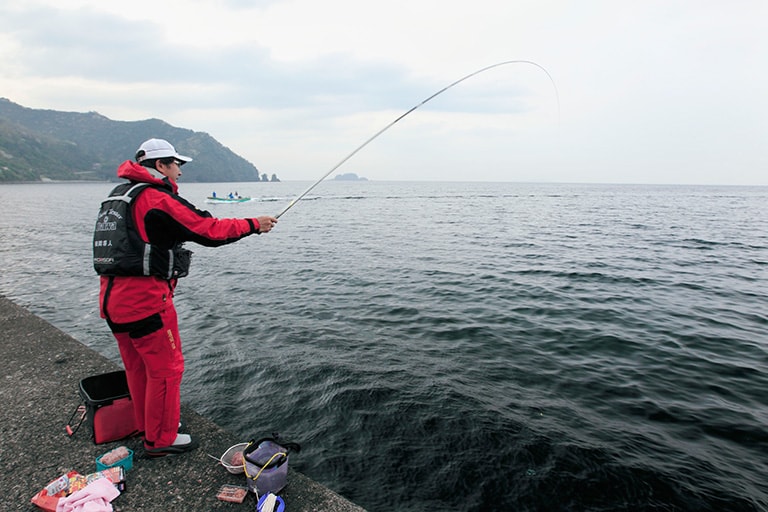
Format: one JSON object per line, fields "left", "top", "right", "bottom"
{"left": 334, "top": 173, "right": 368, "bottom": 181}
{"left": 0, "top": 98, "right": 272, "bottom": 183}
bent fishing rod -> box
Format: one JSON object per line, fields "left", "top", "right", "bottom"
{"left": 275, "top": 60, "right": 560, "bottom": 219}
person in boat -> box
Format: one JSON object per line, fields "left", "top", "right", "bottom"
{"left": 212, "top": 191, "right": 217, "bottom": 198}
{"left": 93, "top": 138, "right": 277, "bottom": 457}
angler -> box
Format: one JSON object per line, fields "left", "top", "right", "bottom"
{"left": 94, "top": 138, "right": 278, "bottom": 457}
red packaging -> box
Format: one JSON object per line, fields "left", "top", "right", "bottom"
{"left": 30, "top": 470, "right": 80, "bottom": 512}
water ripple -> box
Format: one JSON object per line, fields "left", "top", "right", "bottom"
{"left": 1, "top": 182, "right": 767, "bottom": 511}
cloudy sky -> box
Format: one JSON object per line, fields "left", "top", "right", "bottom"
{"left": 1, "top": 1, "right": 765, "bottom": 185}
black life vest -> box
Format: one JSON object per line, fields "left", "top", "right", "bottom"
{"left": 93, "top": 182, "right": 191, "bottom": 279}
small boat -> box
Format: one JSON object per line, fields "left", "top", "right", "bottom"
{"left": 206, "top": 196, "right": 251, "bottom": 203}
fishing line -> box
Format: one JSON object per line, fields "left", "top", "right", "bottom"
{"left": 275, "top": 60, "right": 560, "bottom": 219}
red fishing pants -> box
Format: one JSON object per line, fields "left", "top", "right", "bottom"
{"left": 113, "top": 306, "right": 184, "bottom": 449}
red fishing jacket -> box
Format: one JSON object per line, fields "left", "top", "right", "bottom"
{"left": 99, "top": 161, "right": 262, "bottom": 324}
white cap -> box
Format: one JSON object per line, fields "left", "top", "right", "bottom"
{"left": 135, "top": 138, "right": 192, "bottom": 164}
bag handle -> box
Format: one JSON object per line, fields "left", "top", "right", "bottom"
{"left": 243, "top": 436, "right": 301, "bottom": 468}
{"left": 65, "top": 404, "right": 86, "bottom": 437}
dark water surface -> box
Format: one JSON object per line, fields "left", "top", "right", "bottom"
{"left": 1, "top": 181, "right": 766, "bottom": 511}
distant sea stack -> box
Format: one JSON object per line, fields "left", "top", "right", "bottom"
{"left": 334, "top": 173, "right": 368, "bottom": 181}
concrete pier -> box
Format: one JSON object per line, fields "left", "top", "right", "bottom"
{"left": 0, "top": 295, "right": 366, "bottom": 511}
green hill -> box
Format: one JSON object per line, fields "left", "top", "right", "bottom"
{"left": 0, "top": 98, "right": 275, "bottom": 183}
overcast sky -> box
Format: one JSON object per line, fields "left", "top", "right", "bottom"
{"left": 1, "top": 1, "right": 765, "bottom": 185}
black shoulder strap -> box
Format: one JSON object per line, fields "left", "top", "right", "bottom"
{"left": 107, "top": 181, "right": 150, "bottom": 201}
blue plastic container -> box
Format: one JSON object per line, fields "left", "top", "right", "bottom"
{"left": 96, "top": 447, "right": 134, "bottom": 472}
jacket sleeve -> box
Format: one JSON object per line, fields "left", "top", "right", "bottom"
{"left": 133, "top": 187, "right": 261, "bottom": 248}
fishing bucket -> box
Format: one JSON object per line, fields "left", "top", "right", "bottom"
{"left": 243, "top": 437, "right": 300, "bottom": 495}
{"left": 66, "top": 370, "right": 138, "bottom": 444}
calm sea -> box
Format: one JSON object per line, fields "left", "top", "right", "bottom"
{"left": 1, "top": 180, "right": 767, "bottom": 511}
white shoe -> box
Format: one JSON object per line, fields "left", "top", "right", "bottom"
{"left": 172, "top": 433, "right": 192, "bottom": 446}
{"left": 145, "top": 433, "right": 198, "bottom": 456}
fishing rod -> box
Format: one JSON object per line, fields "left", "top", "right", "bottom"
{"left": 275, "top": 60, "right": 560, "bottom": 219}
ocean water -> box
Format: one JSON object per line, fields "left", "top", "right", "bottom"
{"left": 1, "top": 180, "right": 766, "bottom": 511}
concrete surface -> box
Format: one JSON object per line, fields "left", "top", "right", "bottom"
{"left": 0, "top": 295, "right": 366, "bottom": 511}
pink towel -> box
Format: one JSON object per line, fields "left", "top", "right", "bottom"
{"left": 55, "top": 478, "right": 120, "bottom": 512}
